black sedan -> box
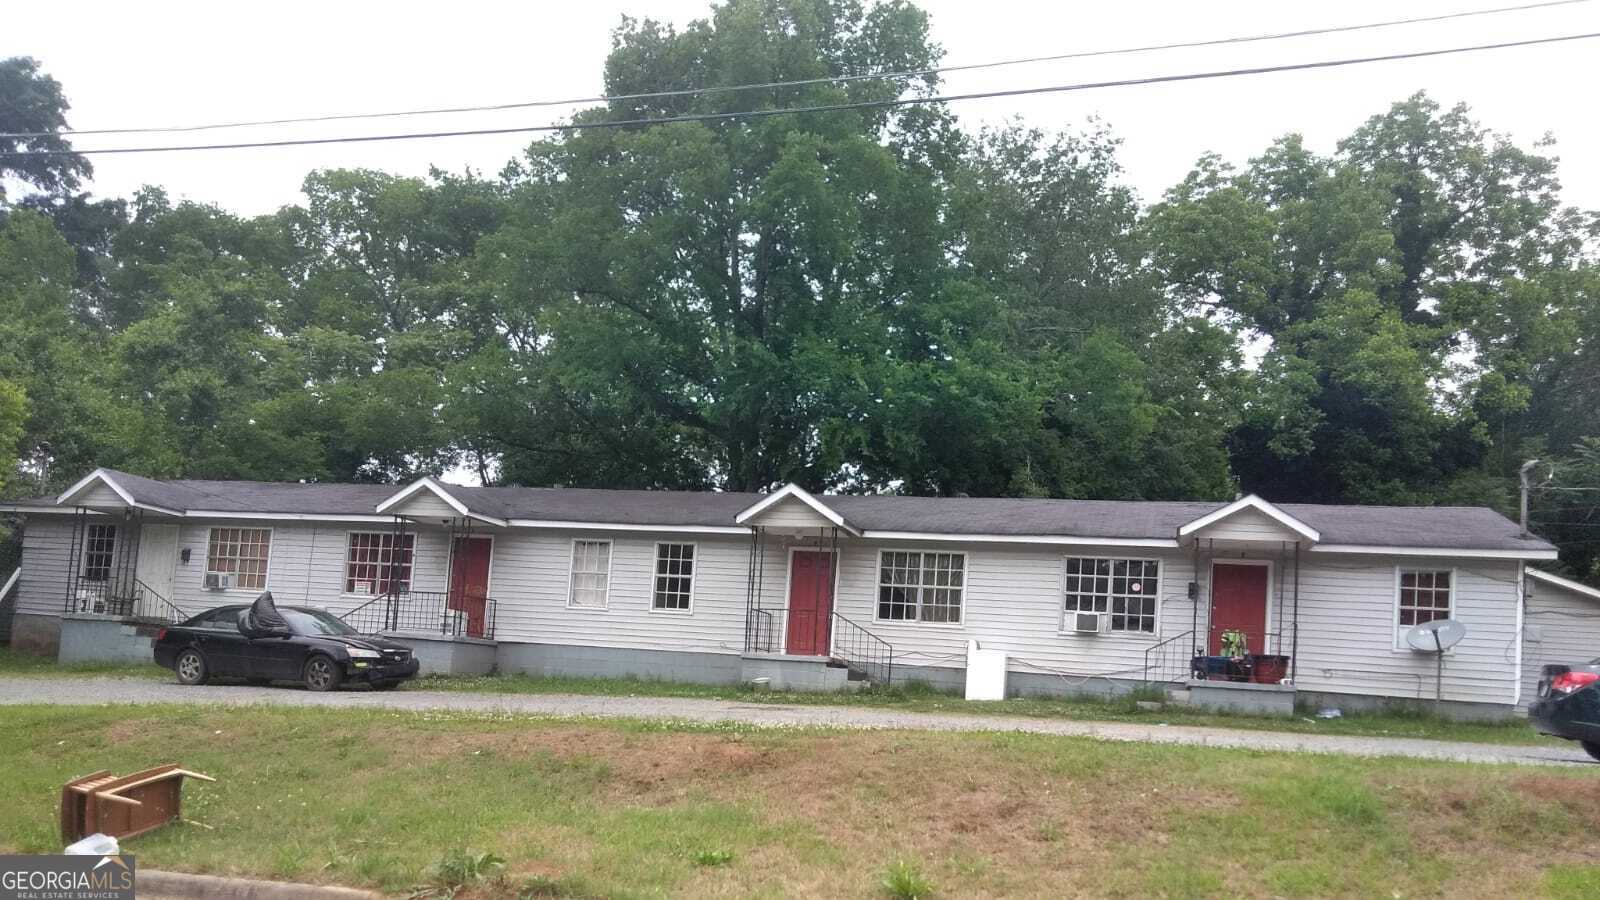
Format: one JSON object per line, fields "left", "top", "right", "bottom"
{"left": 153, "top": 593, "right": 419, "bottom": 691}
{"left": 1528, "top": 659, "right": 1600, "bottom": 761}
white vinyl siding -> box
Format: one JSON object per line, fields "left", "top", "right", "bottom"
{"left": 1520, "top": 577, "right": 1600, "bottom": 710}
{"left": 567, "top": 540, "right": 612, "bottom": 609}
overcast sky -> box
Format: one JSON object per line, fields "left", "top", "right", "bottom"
{"left": 8, "top": 0, "right": 1598, "bottom": 215}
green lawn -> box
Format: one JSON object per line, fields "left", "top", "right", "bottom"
{"left": 1, "top": 704, "right": 1596, "bottom": 898}
{"left": 0, "top": 647, "right": 1553, "bottom": 747}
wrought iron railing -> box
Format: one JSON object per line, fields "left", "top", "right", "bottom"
{"left": 1142, "top": 630, "right": 1200, "bottom": 685}
{"left": 744, "top": 606, "right": 831, "bottom": 657}
{"left": 338, "top": 590, "right": 497, "bottom": 639}
{"left": 62, "top": 578, "right": 189, "bottom": 623}
{"left": 830, "top": 611, "right": 893, "bottom": 686}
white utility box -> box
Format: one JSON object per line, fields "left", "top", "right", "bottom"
{"left": 964, "top": 639, "right": 1008, "bottom": 701}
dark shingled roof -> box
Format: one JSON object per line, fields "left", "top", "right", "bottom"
{"left": 3, "top": 469, "right": 1553, "bottom": 553}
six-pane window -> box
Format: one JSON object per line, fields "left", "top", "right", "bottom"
{"left": 568, "top": 540, "right": 612, "bottom": 608}
{"left": 206, "top": 527, "right": 272, "bottom": 590}
{"left": 1398, "top": 569, "right": 1452, "bottom": 627}
{"left": 1063, "top": 557, "right": 1159, "bottom": 633}
{"left": 345, "top": 532, "right": 415, "bottom": 595}
{"left": 81, "top": 524, "right": 117, "bottom": 582}
{"left": 877, "top": 551, "right": 965, "bottom": 623}
{"left": 652, "top": 543, "right": 695, "bottom": 611}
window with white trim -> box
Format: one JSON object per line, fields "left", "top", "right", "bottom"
{"left": 652, "top": 543, "right": 695, "bottom": 611}
{"left": 1063, "top": 557, "right": 1159, "bottom": 633}
{"left": 206, "top": 527, "right": 271, "bottom": 590}
{"left": 1397, "top": 569, "right": 1452, "bottom": 630}
{"left": 877, "top": 551, "right": 965, "bottom": 623}
{"left": 568, "top": 540, "right": 612, "bottom": 608}
{"left": 345, "top": 532, "right": 415, "bottom": 595}
{"left": 81, "top": 524, "right": 117, "bottom": 582}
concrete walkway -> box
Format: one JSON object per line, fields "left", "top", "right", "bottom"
{"left": 2, "top": 676, "right": 1592, "bottom": 768}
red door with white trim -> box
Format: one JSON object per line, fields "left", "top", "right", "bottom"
{"left": 786, "top": 551, "right": 834, "bottom": 656}
{"left": 448, "top": 537, "right": 492, "bottom": 638}
{"left": 1210, "top": 563, "right": 1268, "bottom": 655}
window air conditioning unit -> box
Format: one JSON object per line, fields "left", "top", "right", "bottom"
{"left": 1072, "top": 612, "right": 1106, "bottom": 634}
{"left": 203, "top": 573, "right": 234, "bottom": 591}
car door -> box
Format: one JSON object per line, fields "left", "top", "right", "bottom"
{"left": 192, "top": 608, "right": 248, "bottom": 676}
{"left": 246, "top": 633, "right": 307, "bottom": 681}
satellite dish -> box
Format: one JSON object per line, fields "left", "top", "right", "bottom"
{"left": 1405, "top": 618, "right": 1466, "bottom": 653}
{"left": 1406, "top": 619, "right": 1466, "bottom": 707}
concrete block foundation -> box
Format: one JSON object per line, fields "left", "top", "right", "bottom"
{"left": 58, "top": 614, "right": 161, "bottom": 665}
{"left": 384, "top": 632, "right": 497, "bottom": 676}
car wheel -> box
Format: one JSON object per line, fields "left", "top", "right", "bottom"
{"left": 1582, "top": 741, "right": 1600, "bottom": 763}
{"left": 302, "top": 655, "right": 342, "bottom": 693}
{"left": 372, "top": 680, "right": 403, "bottom": 691}
{"left": 175, "top": 649, "right": 208, "bottom": 686}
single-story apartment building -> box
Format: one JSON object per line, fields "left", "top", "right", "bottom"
{"left": 3, "top": 467, "right": 1596, "bottom": 718}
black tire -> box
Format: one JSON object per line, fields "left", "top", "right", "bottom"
{"left": 175, "top": 648, "right": 209, "bottom": 686}
{"left": 372, "top": 680, "right": 403, "bottom": 691}
{"left": 302, "top": 655, "right": 342, "bottom": 693}
{"left": 1581, "top": 741, "right": 1600, "bottom": 763}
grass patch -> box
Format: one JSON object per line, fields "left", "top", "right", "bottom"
{"left": 0, "top": 648, "right": 165, "bottom": 679}
{"left": 405, "top": 670, "right": 1551, "bottom": 746}
{"left": 0, "top": 704, "right": 1596, "bottom": 897}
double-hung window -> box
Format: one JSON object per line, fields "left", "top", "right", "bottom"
{"left": 877, "top": 551, "right": 965, "bottom": 623}
{"left": 1397, "top": 569, "right": 1452, "bottom": 641}
{"left": 652, "top": 543, "right": 695, "bottom": 611}
{"left": 568, "top": 539, "right": 612, "bottom": 609}
{"left": 206, "top": 528, "right": 272, "bottom": 590}
{"left": 1063, "top": 557, "right": 1159, "bottom": 633}
{"left": 345, "top": 532, "right": 415, "bottom": 595}
{"left": 81, "top": 524, "right": 117, "bottom": 582}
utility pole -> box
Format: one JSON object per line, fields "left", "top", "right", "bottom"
{"left": 1519, "top": 459, "right": 1541, "bottom": 537}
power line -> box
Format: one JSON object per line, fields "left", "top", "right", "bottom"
{"left": 4, "top": 30, "right": 1597, "bottom": 158}
{"left": 0, "top": 0, "right": 1590, "bottom": 140}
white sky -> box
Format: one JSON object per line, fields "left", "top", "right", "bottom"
{"left": 7, "top": 0, "right": 1599, "bottom": 216}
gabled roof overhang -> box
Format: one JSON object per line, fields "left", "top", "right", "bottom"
{"left": 375, "top": 477, "right": 508, "bottom": 527}
{"left": 735, "top": 483, "right": 861, "bottom": 536}
{"left": 1526, "top": 567, "right": 1600, "bottom": 600}
{"left": 54, "top": 468, "right": 184, "bottom": 517}
{"left": 1178, "top": 494, "right": 1320, "bottom": 543}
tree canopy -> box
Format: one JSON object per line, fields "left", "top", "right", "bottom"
{"left": 1, "top": 1, "right": 1596, "bottom": 582}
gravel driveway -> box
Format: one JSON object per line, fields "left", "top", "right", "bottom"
{"left": 3, "top": 675, "right": 1591, "bottom": 767}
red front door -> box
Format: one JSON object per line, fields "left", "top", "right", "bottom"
{"left": 786, "top": 551, "right": 834, "bottom": 656}
{"left": 448, "top": 537, "right": 492, "bottom": 638}
{"left": 1210, "top": 563, "right": 1268, "bottom": 655}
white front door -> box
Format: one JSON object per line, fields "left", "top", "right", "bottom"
{"left": 135, "top": 524, "right": 179, "bottom": 602}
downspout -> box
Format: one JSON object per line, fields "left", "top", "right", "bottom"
{"left": 1189, "top": 537, "right": 1199, "bottom": 657}
{"left": 1290, "top": 542, "right": 1301, "bottom": 684}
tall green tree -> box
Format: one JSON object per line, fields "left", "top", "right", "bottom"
{"left": 1149, "top": 94, "right": 1595, "bottom": 507}
{"left": 472, "top": 0, "right": 958, "bottom": 491}
{"left": 0, "top": 57, "right": 91, "bottom": 203}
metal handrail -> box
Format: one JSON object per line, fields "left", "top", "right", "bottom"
{"left": 132, "top": 578, "right": 189, "bottom": 623}
{"left": 338, "top": 589, "right": 497, "bottom": 640}
{"left": 1143, "top": 630, "right": 1198, "bottom": 685}
{"left": 831, "top": 611, "right": 894, "bottom": 686}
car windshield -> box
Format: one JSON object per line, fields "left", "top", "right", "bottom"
{"left": 281, "top": 609, "right": 360, "bottom": 636}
